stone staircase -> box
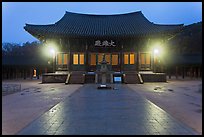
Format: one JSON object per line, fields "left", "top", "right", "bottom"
{"left": 140, "top": 73, "right": 166, "bottom": 82}
{"left": 67, "top": 71, "right": 85, "bottom": 84}
{"left": 123, "top": 72, "right": 143, "bottom": 84}
{"left": 85, "top": 74, "right": 95, "bottom": 83}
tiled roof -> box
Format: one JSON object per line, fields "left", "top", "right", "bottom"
{"left": 24, "top": 11, "right": 183, "bottom": 38}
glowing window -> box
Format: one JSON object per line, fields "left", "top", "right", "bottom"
{"left": 130, "top": 53, "right": 135, "bottom": 64}
{"left": 80, "top": 54, "right": 84, "bottom": 65}
{"left": 105, "top": 54, "right": 111, "bottom": 64}
{"left": 112, "top": 54, "right": 118, "bottom": 65}
{"left": 124, "top": 54, "right": 129, "bottom": 64}
{"left": 33, "top": 69, "right": 36, "bottom": 77}
{"left": 98, "top": 54, "right": 103, "bottom": 64}
{"left": 57, "top": 54, "right": 62, "bottom": 65}
{"left": 141, "top": 53, "right": 145, "bottom": 65}
{"left": 73, "top": 54, "right": 78, "bottom": 65}
{"left": 57, "top": 53, "right": 68, "bottom": 65}
{"left": 146, "top": 53, "right": 151, "bottom": 65}
{"left": 63, "top": 54, "right": 68, "bottom": 65}
{"left": 90, "top": 54, "right": 96, "bottom": 65}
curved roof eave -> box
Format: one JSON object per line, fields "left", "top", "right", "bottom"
{"left": 24, "top": 11, "right": 184, "bottom": 39}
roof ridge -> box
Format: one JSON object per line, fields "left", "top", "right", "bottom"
{"left": 65, "top": 11, "right": 142, "bottom": 16}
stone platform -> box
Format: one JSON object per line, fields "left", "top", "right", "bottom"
{"left": 42, "top": 71, "right": 166, "bottom": 84}
{"left": 42, "top": 73, "right": 67, "bottom": 83}
{"left": 139, "top": 72, "right": 166, "bottom": 82}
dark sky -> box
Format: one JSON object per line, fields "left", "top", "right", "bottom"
{"left": 2, "top": 2, "right": 202, "bottom": 44}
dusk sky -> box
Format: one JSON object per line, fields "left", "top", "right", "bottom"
{"left": 2, "top": 2, "right": 202, "bottom": 44}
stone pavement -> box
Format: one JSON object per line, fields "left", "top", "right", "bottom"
{"left": 17, "top": 84, "right": 198, "bottom": 135}
{"left": 2, "top": 79, "right": 82, "bottom": 135}
{"left": 127, "top": 79, "right": 202, "bottom": 134}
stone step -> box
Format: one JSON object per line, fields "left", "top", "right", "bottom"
{"left": 85, "top": 75, "right": 95, "bottom": 83}
{"left": 68, "top": 72, "right": 85, "bottom": 84}
{"left": 140, "top": 73, "right": 166, "bottom": 82}
{"left": 123, "top": 73, "right": 143, "bottom": 84}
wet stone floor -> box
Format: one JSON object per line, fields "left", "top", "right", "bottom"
{"left": 17, "top": 84, "right": 198, "bottom": 135}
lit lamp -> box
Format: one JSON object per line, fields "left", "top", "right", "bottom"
{"left": 154, "top": 48, "right": 159, "bottom": 73}
{"left": 154, "top": 49, "right": 159, "bottom": 55}
{"left": 50, "top": 48, "right": 55, "bottom": 73}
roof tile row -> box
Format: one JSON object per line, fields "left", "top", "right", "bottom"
{"left": 24, "top": 11, "right": 183, "bottom": 38}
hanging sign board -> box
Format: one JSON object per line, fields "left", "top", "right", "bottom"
{"left": 94, "top": 40, "right": 116, "bottom": 47}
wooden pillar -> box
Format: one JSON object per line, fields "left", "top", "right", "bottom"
{"left": 120, "top": 43, "right": 123, "bottom": 72}
{"left": 137, "top": 47, "right": 140, "bottom": 72}
{"left": 85, "top": 41, "right": 89, "bottom": 72}
{"left": 110, "top": 73, "right": 113, "bottom": 83}
{"left": 67, "top": 38, "right": 71, "bottom": 72}
{"left": 95, "top": 73, "right": 98, "bottom": 84}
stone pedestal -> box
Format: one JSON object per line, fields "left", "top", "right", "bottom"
{"left": 101, "top": 73, "right": 106, "bottom": 84}
{"left": 95, "top": 73, "right": 98, "bottom": 84}
{"left": 110, "top": 74, "right": 113, "bottom": 83}
{"left": 96, "top": 54, "right": 113, "bottom": 89}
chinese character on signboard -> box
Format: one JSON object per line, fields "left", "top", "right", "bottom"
{"left": 109, "top": 40, "right": 116, "bottom": 47}
{"left": 102, "top": 40, "right": 109, "bottom": 47}
{"left": 94, "top": 40, "right": 116, "bottom": 47}
{"left": 95, "top": 40, "right": 102, "bottom": 46}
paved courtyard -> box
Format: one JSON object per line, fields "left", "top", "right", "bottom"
{"left": 127, "top": 79, "right": 202, "bottom": 134}
{"left": 2, "top": 79, "right": 82, "bottom": 135}
{"left": 17, "top": 84, "right": 198, "bottom": 135}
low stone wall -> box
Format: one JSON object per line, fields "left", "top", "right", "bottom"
{"left": 141, "top": 73, "right": 167, "bottom": 82}
{"left": 42, "top": 73, "right": 67, "bottom": 83}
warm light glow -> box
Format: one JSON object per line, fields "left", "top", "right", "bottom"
{"left": 98, "top": 54, "right": 103, "bottom": 64}
{"left": 105, "top": 54, "right": 111, "bottom": 64}
{"left": 57, "top": 53, "right": 62, "bottom": 65}
{"left": 42, "top": 41, "right": 58, "bottom": 58}
{"left": 91, "top": 54, "right": 96, "bottom": 65}
{"left": 73, "top": 54, "right": 78, "bottom": 64}
{"left": 130, "top": 53, "right": 135, "bottom": 64}
{"left": 80, "top": 53, "right": 84, "bottom": 64}
{"left": 33, "top": 69, "right": 36, "bottom": 77}
{"left": 124, "top": 54, "right": 129, "bottom": 64}
{"left": 63, "top": 54, "right": 68, "bottom": 65}
{"left": 154, "top": 49, "right": 159, "bottom": 55}
{"left": 150, "top": 40, "right": 165, "bottom": 58}
{"left": 50, "top": 48, "right": 55, "bottom": 55}
{"left": 112, "top": 54, "right": 118, "bottom": 65}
